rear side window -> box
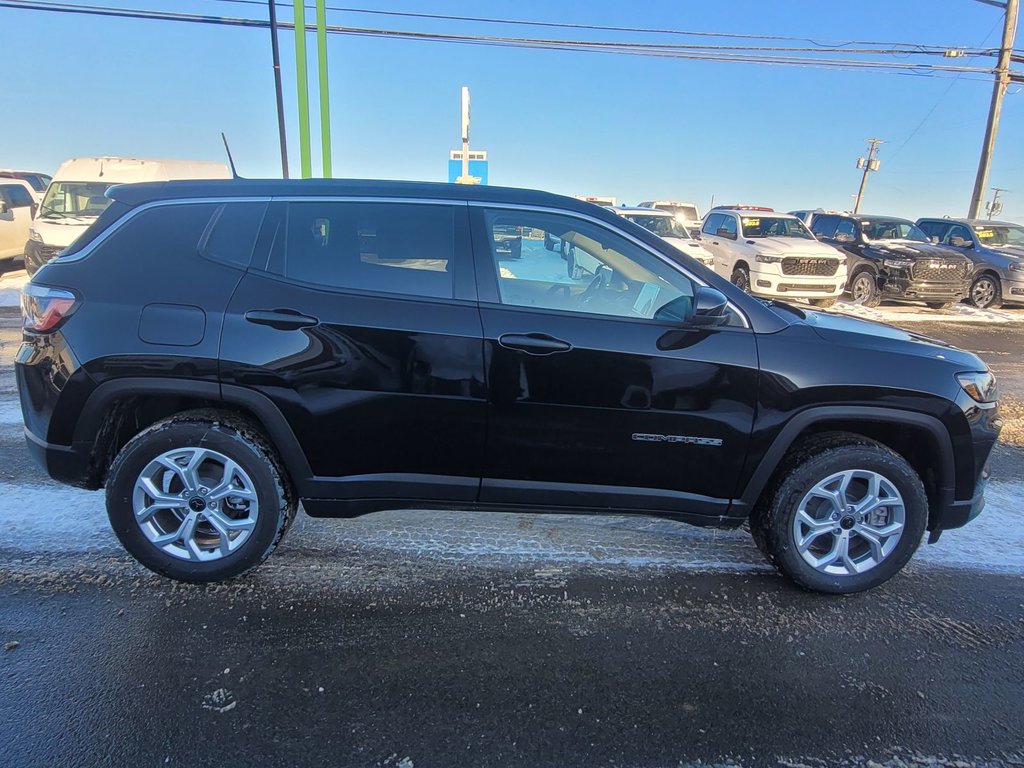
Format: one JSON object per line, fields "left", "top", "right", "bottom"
{"left": 199, "top": 202, "right": 268, "bottom": 268}
{"left": 74, "top": 203, "right": 219, "bottom": 264}
{"left": 280, "top": 202, "right": 454, "bottom": 299}
{"left": 810, "top": 215, "right": 838, "bottom": 238}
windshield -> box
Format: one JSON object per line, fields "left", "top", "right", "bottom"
{"left": 861, "top": 219, "right": 927, "bottom": 242}
{"left": 974, "top": 224, "right": 1024, "bottom": 247}
{"left": 655, "top": 204, "right": 699, "bottom": 221}
{"left": 740, "top": 216, "right": 814, "bottom": 239}
{"left": 623, "top": 214, "right": 691, "bottom": 240}
{"left": 39, "top": 181, "right": 111, "bottom": 219}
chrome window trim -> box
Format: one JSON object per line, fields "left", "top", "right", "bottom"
{"left": 467, "top": 200, "right": 751, "bottom": 329}
{"left": 49, "top": 197, "right": 274, "bottom": 265}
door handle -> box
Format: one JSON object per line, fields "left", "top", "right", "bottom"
{"left": 244, "top": 309, "right": 319, "bottom": 330}
{"left": 498, "top": 333, "right": 572, "bottom": 355}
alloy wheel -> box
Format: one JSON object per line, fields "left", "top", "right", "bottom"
{"left": 971, "top": 276, "right": 997, "bottom": 309}
{"left": 792, "top": 469, "right": 905, "bottom": 576}
{"left": 132, "top": 447, "right": 260, "bottom": 561}
{"left": 851, "top": 274, "right": 875, "bottom": 304}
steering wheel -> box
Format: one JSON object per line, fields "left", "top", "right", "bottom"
{"left": 577, "top": 268, "right": 611, "bottom": 308}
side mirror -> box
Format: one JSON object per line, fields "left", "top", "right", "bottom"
{"left": 716, "top": 227, "right": 733, "bottom": 239}
{"left": 834, "top": 232, "right": 854, "bottom": 244}
{"left": 691, "top": 286, "right": 729, "bottom": 326}
{"left": 928, "top": 236, "right": 940, "bottom": 244}
{"left": 0, "top": 201, "right": 8, "bottom": 215}
{"left": 950, "top": 236, "right": 970, "bottom": 248}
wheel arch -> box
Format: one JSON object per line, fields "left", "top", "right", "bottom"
{"left": 73, "top": 378, "right": 312, "bottom": 491}
{"left": 740, "top": 407, "right": 955, "bottom": 530}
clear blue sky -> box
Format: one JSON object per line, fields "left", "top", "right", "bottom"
{"left": 1, "top": 0, "right": 1021, "bottom": 221}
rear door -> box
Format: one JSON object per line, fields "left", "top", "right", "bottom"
{"left": 220, "top": 198, "right": 486, "bottom": 503}
{"left": 469, "top": 205, "right": 759, "bottom": 516}
{"left": 0, "top": 183, "right": 34, "bottom": 259}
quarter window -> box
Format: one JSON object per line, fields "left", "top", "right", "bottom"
{"left": 481, "top": 209, "right": 701, "bottom": 322}
{"left": 282, "top": 202, "right": 454, "bottom": 299}
{"left": 199, "top": 202, "right": 268, "bottom": 268}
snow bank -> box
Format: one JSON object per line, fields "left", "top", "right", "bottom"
{"left": 0, "top": 269, "right": 27, "bottom": 308}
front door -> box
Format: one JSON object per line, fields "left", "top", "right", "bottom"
{"left": 470, "top": 206, "right": 759, "bottom": 517}
{"left": 0, "top": 183, "right": 34, "bottom": 260}
{"left": 221, "top": 199, "right": 486, "bottom": 503}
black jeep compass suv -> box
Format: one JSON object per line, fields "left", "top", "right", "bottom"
{"left": 17, "top": 180, "right": 1000, "bottom": 593}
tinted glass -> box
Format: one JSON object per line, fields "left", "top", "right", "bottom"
{"left": 199, "top": 202, "right": 268, "bottom": 268}
{"left": 718, "top": 215, "right": 738, "bottom": 239}
{"left": 860, "top": 219, "right": 927, "bottom": 242}
{"left": 916, "top": 220, "right": 947, "bottom": 239}
{"left": 835, "top": 219, "right": 857, "bottom": 240}
{"left": 482, "top": 208, "right": 698, "bottom": 322}
{"left": 5, "top": 184, "right": 34, "bottom": 208}
{"left": 701, "top": 213, "right": 724, "bottom": 235}
{"left": 75, "top": 203, "right": 218, "bottom": 264}
{"left": 60, "top": 201, "right": 133, "bottom": 257}
{"left": 811, "top": 215, "right": 838, "bottom": 238}
{"left": 283, "top": 202, "right": 454, "bottom": 299}
{"left": 945, "top": 224, "right": 973, "bottom": 246}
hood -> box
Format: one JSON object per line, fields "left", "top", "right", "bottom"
{"left": 979, "top": 244, "right": 1024, "bottom": 261}
{"left": 30, "top": 217, "right": 93, "bottom": 248}
{"left": 750, "top": 237, "right": 843, "bottom": 258}
{"left": 864, "top": 241, "right": 968, "bottom": 262}
{"left": 798, "top": 309, "right": 982, "bottom": 368}
{"left": 663, "top": 237, "right": 714, "bottom": 261}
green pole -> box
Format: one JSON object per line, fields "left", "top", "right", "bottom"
{"left": 293, "top": 0, "right": 312, "bottom": 179}
{"left": 316, "top": 0, "right": 332, "bottom": 178}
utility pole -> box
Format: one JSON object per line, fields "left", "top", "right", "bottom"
{"left": 985, "top": 187, "right": 1007, "bottom": 218}
{"left": 968, "top": 0, "right": 1019, "bottom": 218}
{"left": 268, "top": 0, "right": 289, "bottom": 178}
{"left": 853, "top": 138, "right": 883, "bottom": 214}
{"left": 456, "top": 86, "right": 475, "bottom": 184}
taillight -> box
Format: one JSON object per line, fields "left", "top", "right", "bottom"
{"left": 21, "top": 284, "right": 78, "bottom": 333}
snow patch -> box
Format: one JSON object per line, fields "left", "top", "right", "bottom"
{"left": 828, "top": 298, "right": 1024, "bottom": 324}
{"left": 0, "top": 270, "right": 27, "bottom": 308}
{"left": 0, "top": 400, "right": 25, "bottom": 427}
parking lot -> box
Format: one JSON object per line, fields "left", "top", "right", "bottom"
{"left": 1, "top": 268, "right": 1023, "bottom": 767}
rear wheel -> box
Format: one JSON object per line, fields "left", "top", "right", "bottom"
{"left": 751, "top": 435, "right": 927, "bottom": 594}
{"left": 731, "top": 266, "right": 750, "bottom": 292}
{"left": 849, "top": 271, "right": 881, "bottom": 308}
{"left": 106, "top": 410, "right": 297, "bottom": 582}
{"left": 926, "top": 301, "right": 953, "bottom": 310}
{"left": 969, "top": 274, "right": 1002, "bottom": 309}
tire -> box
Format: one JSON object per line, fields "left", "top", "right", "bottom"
{"left": 809, "top": 298, "right": 838, "bottom": 309}
{"left": 106, "top": 409, "right": 297, "bottom": 583}
{"left": 849, "top": 271, "right": 881, "bottom": 308}
{"left": 750, "top": 433, "right": 927, "bottom": 594}
{"left": 731, "top": 266, "right": 750, "bottom": 293}
{"left": 969, "top": 274, "right": 1002, "bottom": 309}
{"left": 926, "top": 302, "right": 952, "bottom": 310}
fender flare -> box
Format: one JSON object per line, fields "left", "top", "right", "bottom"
{"left": 739, "top": 405, "right": 955, "bottom": 511}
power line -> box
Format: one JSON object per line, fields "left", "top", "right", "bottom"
{"left": 0, "top": 0, "right": 1009, "bottom": 79}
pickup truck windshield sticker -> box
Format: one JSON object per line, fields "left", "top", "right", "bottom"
{"left": 976, "top": 229, "right": 995, "bottom": 239}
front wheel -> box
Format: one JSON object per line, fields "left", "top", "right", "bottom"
{"left": 730, "top": 266, "right": 750, "bottom": 292}
{"left": 849, "top": 271, "right": 881, "bottom": 308}
{"left": 751, "top": 435, "right": 927, "bottom": 594}
{"left": 969, "top": 274, "right": 1002, "bottom": 309}
{"left": 106, "top": 410, "right": 297, "bottom": 582}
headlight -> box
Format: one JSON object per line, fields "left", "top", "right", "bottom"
{"left": 956, "top": 371, "right": 998, "bottom": 403}
{"left": 755, "top": 254, "right": 783, "bottom": 264}
{"left": 1009, "top": 262, "right": 1023, "bottom": 272}
{"left": 28, "top": 229, "right": 43, "bottom": 243}
{"left": 883, "top": 259, "right": 914, "bottom": 270}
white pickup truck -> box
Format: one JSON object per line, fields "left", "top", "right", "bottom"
{"left": 699, "top": 206, "right": 848, "bottom": 307}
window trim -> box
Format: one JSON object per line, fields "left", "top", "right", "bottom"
{"left": 468, "top": 201, "right": 750, "bottom": 329}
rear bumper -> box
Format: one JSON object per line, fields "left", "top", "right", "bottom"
{"left": 23, "top": 427, "right": 95, "bottom": 489}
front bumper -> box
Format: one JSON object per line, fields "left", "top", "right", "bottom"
{"left": 1002, "top": 274, "right": 1024, "bottom": 304}
{"left": 749, "top": 268, "right": 845, "bottom": 298}
{"left": 24, "top": 239, "right": 62, "bottom": 275}
{"left": 881, "top": 274, "right": 968, "bottom": 302}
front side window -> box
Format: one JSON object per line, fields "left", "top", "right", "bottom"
{"left": 40, "top": 181, "right": 111, "bottom": 219}
{"left": 482, "top": 209, "right": 701, "bottom": 322}
{"left": 810, "top": 215, "right": 838, "bottom": 239}
{"left": 944, "top": 224, "right": 974, "bottom": 247}
{"left": 282, "top": 202, "right": 454, "bottom": 299}
{"left": 741, "top": 216, "right": 814, "bottom": 239}
{"left": 5, "top": 184, "right": 34, "bottom": 208}
{"left": 701, "top": 213, "right": 724, "bottom": 236}
{"left": 835, "top": 219, "right": 857, "bottom": 242}
{"left": 916, "top": 220, "right": 947, "bottom": 240}
{"left": 717, "top": 215, "right": 738, "bottom": 240}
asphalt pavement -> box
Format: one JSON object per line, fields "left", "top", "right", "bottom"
{"left": 1, "top": 303, "right": 1022, "bottom": 768}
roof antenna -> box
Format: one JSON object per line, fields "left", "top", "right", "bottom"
{"left": 221, "top": 132, "right": 240, "bottom": 179}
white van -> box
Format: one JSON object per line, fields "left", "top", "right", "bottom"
{"left": 637, "top": 200, "right": 702, "bottom": 235}
{"left": 25, "top": 157, "right": 231, "bottom": 274}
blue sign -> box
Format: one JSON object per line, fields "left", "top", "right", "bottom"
{"left": 448, "top": 158, "right": 489, "bottom": 185}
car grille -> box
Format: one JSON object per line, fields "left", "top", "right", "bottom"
{"left": 781, "top": 257, "right": 839, "bottom": 276}
{"left": 911, "top": 259, "right": 968, "bottom": 282}
{"left": 37, "top": 245, "right": 62, "bottom": 260}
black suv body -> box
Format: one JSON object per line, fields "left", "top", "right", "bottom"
{"left": 17, "top": 180, "right": 1000, "bottom": 593}
{"left": 810, "top": 213, "right": 971, "bottom": 308}
{"left": 916, "top": 218, "right": 1024, "bottom": 309}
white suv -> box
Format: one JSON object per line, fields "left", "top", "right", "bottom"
{"left": 609, "top": 207, "right": 715, "bottom": 267}
{"left": 700, "top": 206, "right": 848, "bottom": 307}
